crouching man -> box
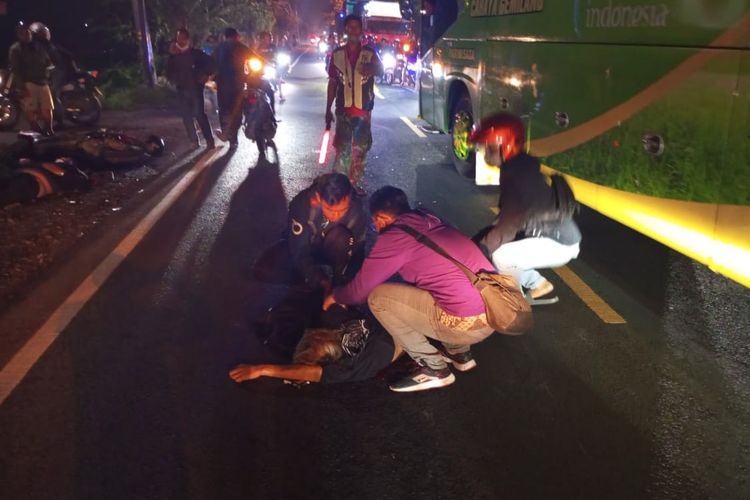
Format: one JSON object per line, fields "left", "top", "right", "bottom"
{"left": 324, "top": 186, "right": 496, "bottom": 393}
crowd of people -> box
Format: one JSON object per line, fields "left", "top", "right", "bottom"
{"left": 231, "top": 106, "right": 582, "bottom": 393}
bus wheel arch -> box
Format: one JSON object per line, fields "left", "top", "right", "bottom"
{"left": 448, "top": 83, "right": 475, "bottom": 178}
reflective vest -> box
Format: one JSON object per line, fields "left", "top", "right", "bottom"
{"left": 331, "top": 46, "right": 376, "bottom": 112}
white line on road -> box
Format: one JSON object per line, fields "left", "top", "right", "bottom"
{"left": 289, "top": 50, "right": 307, "bottom": 72}
{"left": 0, "top": 148, "right": 224, "bottom": 407}
{"left": 374, "top": 85, "right": 385, "bottom": 99}
{"left": 400, "top": 116, "right": 427, "bottom": 138}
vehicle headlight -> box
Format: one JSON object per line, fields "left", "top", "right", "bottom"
{"left": 246, "top": 57, "right": 263, "bottom": 74}
{"left": 277, "top": 53, "right": 291, "bottom": 67}
{"left": 264, "top": 65, "right": 277, "bottom": 79}
{"left": 382, "top": 54, "right": 396, "bottom": 69}
{"left": 318, "top": 42, "right": 329, "bottom": 53}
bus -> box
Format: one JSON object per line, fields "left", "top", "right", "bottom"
{"left": 418, "top": 0, "right": 750, "bottom": 289}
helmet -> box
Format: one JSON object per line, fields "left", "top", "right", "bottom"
{"left": 468, "top": 113, "right": 526, "bottom": 165}
{"left": 29, "top": 22, "right": 51, "bottom": 41}
{"left": 144, "top": 135, "right": 166, "bottom": 156}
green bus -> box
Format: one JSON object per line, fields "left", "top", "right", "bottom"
{"left": 418, "top": 0, "right": 750, "bottom": 288}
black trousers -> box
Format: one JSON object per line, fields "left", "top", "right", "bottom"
{"left": 177, "top": 86, "right": 213, "bottom": 145}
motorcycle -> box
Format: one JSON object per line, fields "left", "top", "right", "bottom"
{"left": 0, "top": 68, "right": 102, "bottom": 130}
{"left": 0, "top": 69, "right": 21, "bottom": 131}
{"left": 14, "top": 129, "right": 165, "bottom": 169}
{"left": 243, "top": 56, "right": 278, "bottom": 160}
{"left": 57, "top": 70, "right": 103, "bottom": 125}
{"left": 381, "top": 52, "right": 397, "bottom": 86}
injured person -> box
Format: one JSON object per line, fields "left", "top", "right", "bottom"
{"left": 229, "top": 308, "right": 402, "bottom": 384}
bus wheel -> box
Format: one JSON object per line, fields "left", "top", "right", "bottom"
{"left": 451, "top": 95, "right": 475, "bottom": 178}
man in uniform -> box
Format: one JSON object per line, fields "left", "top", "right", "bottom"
{"left": 325, "top": 15, "right": 383, "bottom": 191}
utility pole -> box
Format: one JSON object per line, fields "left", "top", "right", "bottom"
{"left": 131, "top": 0, "right": 157, "bottom": 87}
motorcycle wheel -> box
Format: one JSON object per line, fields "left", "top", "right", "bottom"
{"left": 385, "top": 73, "right": 394, "bottom": 86}
{"left": 0, "top": 96, "right": 20, "bottom": 131}
{"left": 65, "top": 94, "right": 102, "bottom": 125}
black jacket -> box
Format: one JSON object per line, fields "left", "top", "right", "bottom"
{"left": 480, "top": 153, "right": 581, "bottom": 253}
{"left": 166, "top": 48, "right": 216, "bottom": 90}
{"left": 287, "top": 186, "right": 369, "bottom": 287}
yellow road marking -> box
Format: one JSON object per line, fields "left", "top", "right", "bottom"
{"left": 0, "top": 147, "right": 224, "bottom": 407}
{"left": 400, "top": 116, "right": 427, "bottom": 138}
{"left": 374, "top": 85, "right": 385, "bottom": 99}
{"left": 553, "top": 266, "right": 626, "bottom": 324}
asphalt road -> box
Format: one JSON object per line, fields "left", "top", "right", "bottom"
{"left": 0, "top": 53, "right": 748, "bottom": 500}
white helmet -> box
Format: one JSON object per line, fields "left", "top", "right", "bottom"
{"left": 29, "top": 22, "right": 51, "bottom": 42}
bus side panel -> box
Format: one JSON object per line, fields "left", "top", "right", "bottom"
{"left": 419, "top": 49, "right": 438, "bottom": 126}
{"left": 480, "top": 40, "right": 741, "bottom": 204}
{"left": 711, "top": 51, "right": 750, "bottom": 284}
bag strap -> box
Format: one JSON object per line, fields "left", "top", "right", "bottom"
{"left": 391, "top": 224, "right": 480, "bottom": 285}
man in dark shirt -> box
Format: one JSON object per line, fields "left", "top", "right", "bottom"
{"left": 166, "top": 28, "right": 216, "bottom": 149}
{"left": 287, "top": 172, "right": 369, "bottom": 291}
{"left": 471, "top": 113, "right": 582, "bottom": 299}
{"left": 214, "top": 27, "right": 250, "bottom": 148}
{"left": 8, "top": 24, "right": 54, "bottom": 135}
{"left": 325, "top": 15, "right": 383, "bottom": 190}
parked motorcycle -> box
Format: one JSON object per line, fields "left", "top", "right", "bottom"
{"left": 0, "top": 68, "right": 102, "bottom": 130}
{"left": 57, "top": 70, "right": 103, "bottom": 125}
{"left": 244, "top": 57, "right": 277, "bottom": 160}
{"left": 0, "top": 69, "right": 21, "bottom": 131}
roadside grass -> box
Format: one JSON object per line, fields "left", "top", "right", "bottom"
{"left": 98, "top": 64, "right": 177, "bottom": 111}
{"left": 547, "top": 76, "right": 748, "bottom": 205}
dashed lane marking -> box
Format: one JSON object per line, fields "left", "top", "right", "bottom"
{"left": 554, "top": 266, "right": 627, "bottom": 324}
{"left": 400, "top": 116, "right": 427, "bottom": 138}
{"left": 0, "top": 147, "right": 225, "bottom": 407}
{"left": 374, "top": 85, "right": 385, "bottom": 99}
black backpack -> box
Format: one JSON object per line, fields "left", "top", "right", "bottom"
{"left": 527, "top": 174, "right": 579, "bottom": 227}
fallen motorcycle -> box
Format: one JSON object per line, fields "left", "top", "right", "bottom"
{"left": 0, "top": 157, "right": 90, "bottom": 207}
{"left": 14, "top": 130, "right": 165, "bottom": 169}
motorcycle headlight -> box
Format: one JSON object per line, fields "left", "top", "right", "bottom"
{"left": 264, "top": 65, "right": 277, "bottom": 79}
{"left": 318, "top": 42, "right": 329, "bottom": 53}
{"left": 382, "top": 54, "right": 396, "bottom": 69}
{"left": 246, "top": 57, "right": 263, "bottom": 74}
{"left": 277, "top": 53, "right": 291, "bottom": 67}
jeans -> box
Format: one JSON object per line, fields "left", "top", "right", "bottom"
{"left": 491, "top": 237, "right": 580, "bottom": 290}
{"left": 368, "top": 283, "right": 495, "bottom": 370}
{"left": 333, "top": 112, "right": 372, "bottom": 185}
{"left": 177, "top": 86, "right": 213, "bottom": 145}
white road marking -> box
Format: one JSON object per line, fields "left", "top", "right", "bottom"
{"left": 289, "top": 50, "right": 307, "bottom": 72}
{"left": 400, "top": 116, "right": 427, "bottom": 138}
{"left": 374, "top": 85, "right": 385, "bottom": 99}
{"left": 0, "top": 148, "right": 224, "bottom": 407}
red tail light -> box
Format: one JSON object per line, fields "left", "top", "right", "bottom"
{"left": 88, "top": 70, "right": 98, "bottom": 79}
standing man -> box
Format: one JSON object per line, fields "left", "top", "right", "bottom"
{"left": 166, "top": 28, "right": 216, "bottom": 149}
{"left": 8, "top": 23, "right": 55, "bottom": 135}
{"left": 29, "top": 22, "right": 78, "bottom": 127}
{"left": 325, "top": 15, "right": 383, "bottom": 191}
{"left": 214, "top": 27, "right": 250, "bottom": 149}
{"left": 324, "top": 186, "right": 497, "bottom": 393}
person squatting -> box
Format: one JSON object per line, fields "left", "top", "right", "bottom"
{"left": 230, "top": 116, "right": 581, "bottom": 393}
